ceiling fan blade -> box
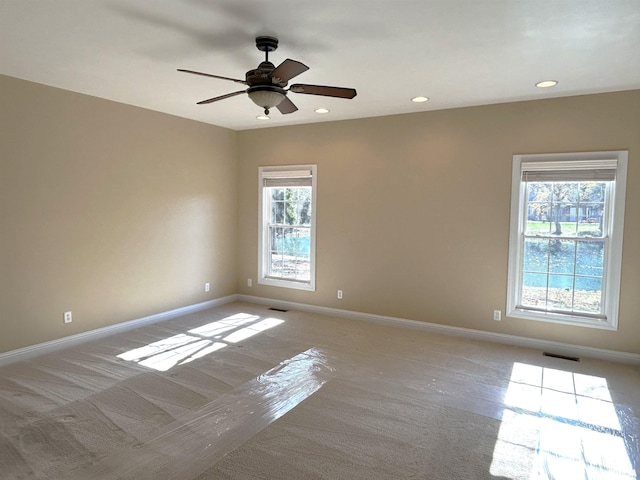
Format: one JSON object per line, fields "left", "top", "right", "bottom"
{"left": 178, "top": 69, "right": 247, "bottom": 85}
{"left": 270, "top": 59, "right": 309, "bottom": 84}
{"left": 289, "top": 84, "right": 357, "bottom": 99}
{"left": 196, "top": 90, "right": 246, "bottom": 105}
{"left": 276, "top": 96, "right": 298, "bottom": 114}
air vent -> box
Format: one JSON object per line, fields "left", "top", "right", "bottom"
{"left": 543, "top": 352, "right": 580, "bottom": 362}
{"left": 268, "top": 307, "right": 288, "bottom": 313}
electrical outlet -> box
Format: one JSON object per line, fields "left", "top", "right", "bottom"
{"left": 493, "top": 310, "right": 502, "bottom": 321}
{"left": 337, "top": 290, "right": 343, "bottom": 300}
{"left": 63, "top": 311, "right": 73, "bottom": 324}
{"left": 205, "top": 283, "right": 211, "bottom": 292}
{"left": 247, "top": 278, "right": 252, "bottom": 287}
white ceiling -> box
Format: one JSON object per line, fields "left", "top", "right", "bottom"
{"left": 2, "top": 0, "right": 639, "bottom": 131}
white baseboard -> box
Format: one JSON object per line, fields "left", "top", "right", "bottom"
{"left": 3, "top": 293, "right": 638, "bottom": 367}
{"left": 0, "top": 295, "right": 239, "bottom": 367}
{"left": 237, "top": 295, "right": 640, "bottom": 366}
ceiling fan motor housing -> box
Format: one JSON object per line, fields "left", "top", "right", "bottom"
{"left": 246, "top": 62, "right": 286, "bottom": 87}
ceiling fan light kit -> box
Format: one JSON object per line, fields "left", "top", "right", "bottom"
{"left": 178, "top": 36, "right": 357, "bottom": 116}
{"left": 247, "top": 86, "right": 285, "bottom": 114}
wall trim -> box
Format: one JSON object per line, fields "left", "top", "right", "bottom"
{"left": 238, "top": 295, "right": 640, "bottom": 366}
{"left": 0, "top": 295, "right": 239, "bottom": 367}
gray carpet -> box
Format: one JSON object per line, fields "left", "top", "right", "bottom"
{"left": 1, "top": 302, "right": 638, "bottom": 479}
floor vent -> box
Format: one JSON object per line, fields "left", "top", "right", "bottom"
{"left": 543, "top": 352, "right": 580, "bottom": 362}
{"left": 268, "top": 307, "right": 289, "bottom": 313}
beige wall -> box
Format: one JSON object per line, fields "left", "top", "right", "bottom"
{"left": 0, "top": 75, "right": 238, "bottom": 353}
{"left": 237, "top": 90, "right": 640, "bottom": 354}
{"left": 2, "top": 75, "right": 638, "bottom": 356}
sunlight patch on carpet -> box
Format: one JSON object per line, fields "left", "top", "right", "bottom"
{"left": 116, "top": 313, "right": 284, "bottom": 371}
{"left": 490, "top": 362, "right": 636, "bottom": 479}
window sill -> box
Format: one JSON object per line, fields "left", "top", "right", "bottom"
{"left": 507, "top": 308, "right": 617, "bottom": 331}
{"left": 258, "top": 277, "right": 315, "bottom": 292}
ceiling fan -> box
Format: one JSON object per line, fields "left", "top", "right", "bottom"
{"left": 178, "top": 36, "right": 357, "bottom": 116}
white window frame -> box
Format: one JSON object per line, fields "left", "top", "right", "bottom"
{"left": 506, "top": 151, "right": 627, "bottom": 330}
{"left": 258, "top": 165, "right": 317, "bottom": 291}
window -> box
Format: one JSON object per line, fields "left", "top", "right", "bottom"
{"left": 507, "top": 151, "right": 627, "bottom": 329}
{"left": 258, "top": 165, "right": 317, "bottom": 291}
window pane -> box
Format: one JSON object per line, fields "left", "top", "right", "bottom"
{"left": 550, "top": 183, "right": 579, "bottom": 237}
{"left": 269, "top": 187, "right": 311, "bottom": 227}
{"left": 548, "top": 240, "right": 576, "bottom": 274}
{"left": 271, "top": 198, "right": 285, "bottom": 224}
{"left": 268, "top": 226, "right": 284, "bottom": 276}
{"left": 269, "top": 253, "right": 283, "bottom": 277}
{"left": 548, "top": 274, "right": 574, "bottom": 290}
{"left": 520, "top": 239, "right": 605, "bottom": 315}
{"left": 579, "top": 182, "right": 605, "bottom": 203}
{"left": 272, "top": 188, "right": 284, "bottom": 201}
{"left": 525, "top": 207, "right": 553, "bottom": 234}
{"left": 577, "top": 182, "right": 606, "bottom": 239}
{"left": 577, "top": 206, "right": 604, "bottom": 237}
{"left": 548, "top": 275, "right": 574, "bottom": 310}
{"left": 525, "top": 182, "right": 552, "bottom": 234}
{"left": 275, "top": 226, "right": 285, "bottom": 251}
{"left": 521, "top": 273, "right": 548, "bottom": 308}
{"left": 560, "top": 213, "right": 578, "bottom": 235}
{"left": 576, "top": 241, "right": 604, "bottom": 277}
{"left": 284, "top": 188, "right": 296, "bottom": 225}
{"left": 525, "top": 182, "right": 610, "bottom": 233}
{"left": 523, "top": 238, "right": 549, "bottom": 272}
{"left": 553, "top": 182, "right": 578, "bottom": 204}
{"left": 527, "top": 182, "right": 552, "bottom": 204}
{"left": 574, "top": 277, "right": 602, "bottom": 314}
{"left": 275, "top": 227, "right": 310, "bottom": 280}
{"left": 298, "top": 189, "right": 312, "bottom": 226}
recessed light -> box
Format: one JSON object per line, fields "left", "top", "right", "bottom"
{"left": 535, "top": 80, "right": 558, "bottom": 88}
{"left": 411, "top": 96, "right": 429, "bottom": 103}
{"left": 256, "top": 115, "right": 270, "bottom": 120}
{"left": 315, "top": 108, "right": 330, "bottom": 114}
